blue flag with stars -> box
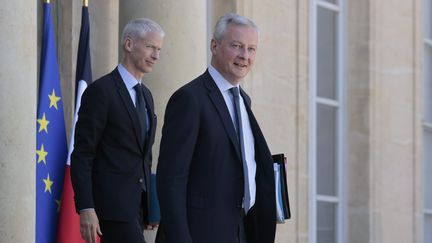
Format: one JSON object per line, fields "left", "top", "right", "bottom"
{"left": 36, "top": 2, "right": 68, "bottom": 243}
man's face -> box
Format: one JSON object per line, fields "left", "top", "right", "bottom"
{"left": 126, "top": 31, "right": 163, "bottom": 77}
{"left": 211, "top": 24, "right": 258, "bottom": 85}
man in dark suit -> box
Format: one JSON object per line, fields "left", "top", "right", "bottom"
{"left": 71, "top": 18, "right": 164, "bottom": 243}
{"left": 156, "top": 13, "right": 276, "bottom": 243}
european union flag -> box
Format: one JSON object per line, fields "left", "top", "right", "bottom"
{"left": 36, "top": 2, "right": 68, "bottom": 243}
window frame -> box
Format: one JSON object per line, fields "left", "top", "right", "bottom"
{"left": 309, "top": 0, "right": 347, "bottom": 242}
{"left": 423, "top": 1, "right": 432, "bottom": 242}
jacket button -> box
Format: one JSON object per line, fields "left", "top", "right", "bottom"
{"left": 139, "top": 178, "right": 143, "bottom": 183}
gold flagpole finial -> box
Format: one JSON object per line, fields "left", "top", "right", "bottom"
{"left": 44, "top": 0, "right": 50, "bottom": 3}
{"left": 83, "top": 0, "right": 88, "bottom": 7}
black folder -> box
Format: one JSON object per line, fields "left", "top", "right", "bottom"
{"left": 272, "top": 154, "right": 291, "bottom": 220}
{"left": 148, "top": 173, "right": 161, "bottom": 224}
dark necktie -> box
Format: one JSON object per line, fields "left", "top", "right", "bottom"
{"left": 134, "top": 83, "right": 147, "bottom": 145}
{"left": 230, "top": 87, "right": 251, "bottom": 213}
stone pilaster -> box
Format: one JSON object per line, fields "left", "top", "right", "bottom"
{"left": 368, "top": 0, "right": 421, "bottom": 242}
{"left": 120, "top": 1, "right": 207, "bottom": 241}
{"left": 0, "top": 0, "right": 37, "bottom": 242}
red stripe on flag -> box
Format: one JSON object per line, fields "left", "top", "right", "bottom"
{"left": 56, "top": 166, "right": 87, "bottom": 243}
{"left": 57, "top": 166, "right": 100, "bottom": 242}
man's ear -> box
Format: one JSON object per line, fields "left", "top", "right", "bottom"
{"left": 210, "top": 39, "right": 218, "bottom": 55}
{"left": 124, "top": 37, "right": 133, "bottom": 53}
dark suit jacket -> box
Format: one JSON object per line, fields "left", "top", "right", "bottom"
{"left": 71, "top": 68, "right": 156, "bottom": 223}
{"left": 156, "top": 70, "right": 276, "bottom": 243}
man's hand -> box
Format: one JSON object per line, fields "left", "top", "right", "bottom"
{"left": 79, "top": 209, "right": 102, "bottom": 243}
{"left": 145, "top": 224, "right": 159, "bottom": 230}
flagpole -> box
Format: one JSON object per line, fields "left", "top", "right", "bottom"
{"left": 83, "top": 0, "right": 88, "bottom": 7}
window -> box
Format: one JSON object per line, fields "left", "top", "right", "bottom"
{"left": 423, "top": 1, "right": 432, "bottom": 242}
{"left": 309, "top": 0, "right": 346, "bottom": 242}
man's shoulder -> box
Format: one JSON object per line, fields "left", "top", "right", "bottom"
{"left": 178, "top": 71, "right": 211, "bottom": 92}
{"left": 166, "top": 72, "right": 209, "bottom": 107}
{"left": 87, "top": 70, "right": 118, "bottom": 91}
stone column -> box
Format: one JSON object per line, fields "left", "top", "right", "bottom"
{"left": 207, "top": 0, "right": 235, "bottom": 63}
{"left": 368, "top": 0, "right": 421, "bottom": 243}
{"left": 119, "top": 0, "right": 207, "bottom": 166}
{"left": 57, "top": 0, "right": 119, "bottom": 140}
{"left": 89, "top": 0, "right": 119, "bottom": 80}
{"left": 120, "top": 0, "right": 207, "bottom": 241}
{"left": 57, "top": 0, "right": 81, "bottom": 140}
{"left": 0, "top": 0, "right": 37, "bottom": 242}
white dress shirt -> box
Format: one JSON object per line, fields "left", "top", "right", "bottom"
{"left": 208, "top": 65, "right": 257, "bottom": 210}
{"left": 118, "top": 64, "right": 150, "bottom": 133}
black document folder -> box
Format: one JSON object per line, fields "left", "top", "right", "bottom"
{"left": 272, "top": 154, "right": 291, "bottom": 222}
{"left": 148, "top": 173, "right": 161, "bottom": 224}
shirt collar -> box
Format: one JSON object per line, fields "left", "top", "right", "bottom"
{"left": 117, "top": 63, "right": 141, "bottom": 90}
{"left": 208, "top": 65, "right": 239, "bottom": 93}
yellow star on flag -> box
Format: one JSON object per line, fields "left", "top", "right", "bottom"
{"left": 36, "top": 144, "right": 48, "bottom": 165}
{"left": 48, "top": 89, "right": 61, "bottom": 110}
{"left": 43, "top": 174, "right": 54, "bottom": 194}
{"left": 37, "top": 113, "right": 50, "bottom": 134}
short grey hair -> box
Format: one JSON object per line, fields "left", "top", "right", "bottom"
{"left": 121, "top": 18, "right": 165, "bottom": 42}
{"left": 213, "top": 13, "right": 259, "bottom": 43}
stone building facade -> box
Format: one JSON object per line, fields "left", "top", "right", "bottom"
{"left": 0, "top": 0, "right": 429, "bottom": 242}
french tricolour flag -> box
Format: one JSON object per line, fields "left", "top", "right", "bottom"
{"left": 57, "top": 4, "right": 94, "bottom": 243}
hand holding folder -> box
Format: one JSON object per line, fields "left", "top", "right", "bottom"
{"left": 272, "top": 154, "right": 291, "bottom": 223}
{"left": 150, "top": 156, "right": 291, "bottom": 226}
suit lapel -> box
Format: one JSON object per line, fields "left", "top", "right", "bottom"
{"left": 203, "top": 71, "right": 242, "bottom": 161}
{"left": 241, "top": 88, "right": 273, "bottom": 166}
{"left": 112, "top": 69, "right": 142, "bottom": 148}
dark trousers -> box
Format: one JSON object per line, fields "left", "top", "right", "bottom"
{"left": 100, "top": 191, "right": 147, "bottom": 243}
{"left": 99, "top": 218, "right": 146, "bottom": 243}
{"left": 237, "top": 210, "right": 248, "bottom": 243}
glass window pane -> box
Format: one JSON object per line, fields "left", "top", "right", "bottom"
{"left": 424, "top": 0, "right": 432, "bottom": 39}
{"left": 317, "top": 7, "right": 338, "bottom": 100}
{"left": 424, "top": 130, "right": 432, "bottom": 209}
{"left": 425, "top": 214, "right": 432, "bottom": 243}
{"left": 317, "top": 201, "right": 337, "bottom": 243}
{"left": 320, "top": 0, "right": 337, "bottom": 4}
{"left": 424, "top": 45, "right": 432, "bottom": 122}
{"left": 317, "top": 104, "right": 337, "bottom": 196}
